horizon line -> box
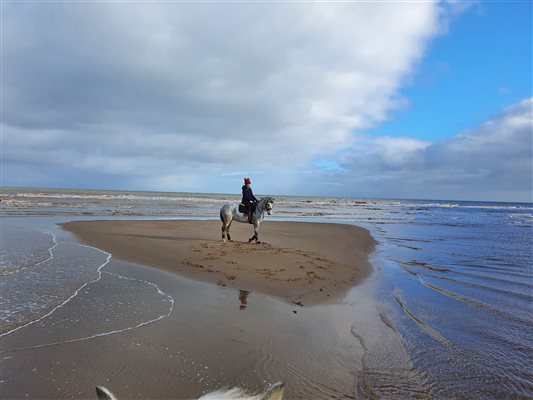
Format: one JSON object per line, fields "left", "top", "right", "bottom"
{"left": 2, "top": 185, "right": 531, "bottom": 205}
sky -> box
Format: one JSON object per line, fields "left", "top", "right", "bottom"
{"left": 2, "top": 1, "right": 532, "bottom": 202}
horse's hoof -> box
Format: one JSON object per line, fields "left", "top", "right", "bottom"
{"left": 256, "top": 241, "right": 262, "bottom": 244}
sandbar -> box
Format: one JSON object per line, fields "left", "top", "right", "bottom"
{"left": 62, "top": 220, "right": 376, "bottom": 306}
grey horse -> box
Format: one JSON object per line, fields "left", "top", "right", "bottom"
{"left": 220, "top": 197, "right": 274, "bottom": 244}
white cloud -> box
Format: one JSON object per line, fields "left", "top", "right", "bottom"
{"left": 339, "top": 136, "right": 431, "bottom": 171}
{"left": 9, "top": 1, "right": 520, "bottom": 202}
{"left": 318, "top": 98, "right": 533, "bottom": 202}
{"left": 4, "top": 1, "right": 456, "bottom": 189}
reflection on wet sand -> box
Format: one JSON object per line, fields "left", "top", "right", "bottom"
{"left": 239, "top": 290, "right": 250, "bottom": 311}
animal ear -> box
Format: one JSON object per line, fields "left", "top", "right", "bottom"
{"left": 96, "top": 386, "right": 117, "bottom": 400}
{"left": 260, "top": 382, "right": 285, "bottom": 400}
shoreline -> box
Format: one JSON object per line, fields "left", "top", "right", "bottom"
{"left": 62, "top": 220, "right": 376, "bottom": 306}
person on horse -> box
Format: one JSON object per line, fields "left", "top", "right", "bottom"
{"left": 242, "top": 177, "right": 258, "bottom": 224}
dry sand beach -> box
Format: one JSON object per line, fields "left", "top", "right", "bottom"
{"left": 62, "top": 220, "right": 376, "bottom": 307}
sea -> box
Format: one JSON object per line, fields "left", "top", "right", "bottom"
{"left": 1, "top": 187, "right": 532, "bottom": 399}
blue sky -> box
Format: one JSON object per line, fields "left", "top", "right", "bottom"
{"left": 2, "top": 1, "right": 532, "bottom": 202}
{"left": 368, "top": 1, "right": 532, "bottom": 141}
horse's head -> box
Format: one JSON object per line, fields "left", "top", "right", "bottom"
{"left": 265, "top": 197, "right": 274, "bottom": 215}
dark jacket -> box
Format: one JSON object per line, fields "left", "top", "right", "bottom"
{"left": 242, "top": 185, "right": 258, "bottom": 204}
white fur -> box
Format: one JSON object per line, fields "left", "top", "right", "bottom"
{"left": 198, "top": 387, "right": 257, "bottom": 400}
{"left": 96, "top": 386, "right": 117, "bottom": 400}
{"left": 96, "top": 382, "right": 284, "bottom": 400}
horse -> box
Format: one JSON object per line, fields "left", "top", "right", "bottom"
{"left": 220, "top": 197, "right": 274, "bottom": 244}
{"left": 96, "top": 382, "right": 285, "bottom": 400}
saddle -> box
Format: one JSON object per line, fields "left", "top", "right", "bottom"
{"left": 239, "top": 202, "right": 256, "bottom": 214}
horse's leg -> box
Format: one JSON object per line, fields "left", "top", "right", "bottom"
{"left": 226, "top": 219, "right": 233, "bottom": 242}
{"left": 252, "top": 222, "right": 261, "bottom": 244}
{"left": 220, "top": 213, "right": 227, "bottom": 242}
{"left": 254, "top": 221, "right": 261, "bottom": 244}
{"left": 247, "top": 223, "right": 256, "bottom": 242}
{"left": 248, "top": 232, "right": 256, "bottom": 243}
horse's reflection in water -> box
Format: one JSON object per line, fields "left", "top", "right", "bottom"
{"left": 239, "top": 290, "right": 251, "bottom": 310}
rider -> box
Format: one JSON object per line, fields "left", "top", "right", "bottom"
{"left": 242, "top": 177, "right": 257, "bottom": 224}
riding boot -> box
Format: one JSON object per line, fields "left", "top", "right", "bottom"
{"left": 248, "top": 212, "right": 253, "bottom": 224}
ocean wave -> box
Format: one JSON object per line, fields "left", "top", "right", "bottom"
{"left": 1, "top": 240, "right": 174, "bottom": 353}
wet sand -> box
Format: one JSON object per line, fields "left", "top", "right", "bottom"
{"left": 62, "top": 220, "right": 376, "bottom": 306}
{"left": 1, "top": 257, "right": 377, "bottom": 399}
{"left": 2, "top": 220, "right": 413, "bottom": 399}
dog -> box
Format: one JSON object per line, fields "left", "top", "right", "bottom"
{"left": 96, "top": 382, "right": 285, "bottom": 400}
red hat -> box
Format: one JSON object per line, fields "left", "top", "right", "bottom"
{"left": 244, "top": 178, "right": 251, "bottom": 185}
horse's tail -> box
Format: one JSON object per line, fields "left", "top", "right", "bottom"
{"left": 220, "top": 211, "right": 225, "bottom": 223}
